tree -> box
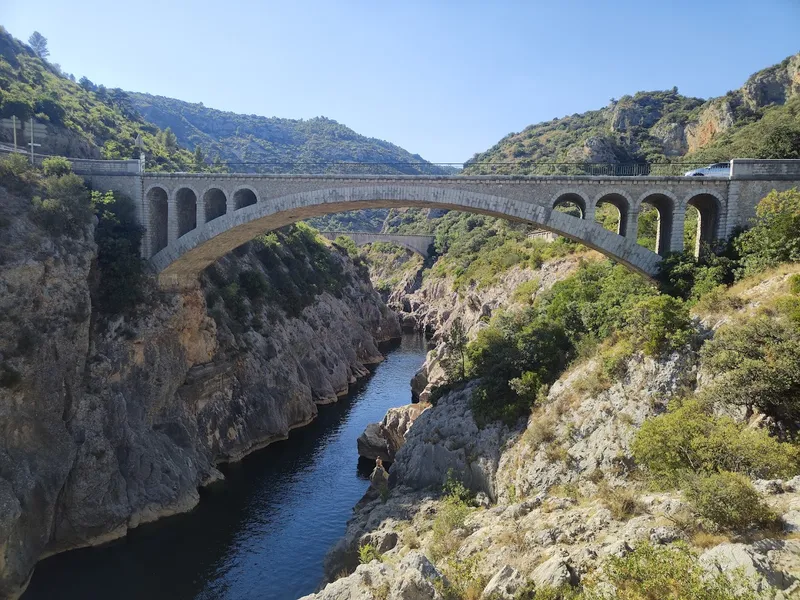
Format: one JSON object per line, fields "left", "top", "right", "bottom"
{"left": 78, "top": 77, "right": 96, "bottom": 92}
{"left": 444, "top": 317, "right": 468, "bottom": 381}
{"left": 193, "top": 146, "right": 205, "bottom": 171}
{"left": 28, "top": 32, "right": 49, "bottom": 59}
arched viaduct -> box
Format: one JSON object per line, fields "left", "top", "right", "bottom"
{"left": 82, "top": 159, "right": 800, "bottom": 288}
{"left": 317, "top": 231, "right": 435, "bottom": 258}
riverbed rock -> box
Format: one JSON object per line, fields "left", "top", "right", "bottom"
{"left": 391, "top": 382, "right": 515, "bottom": 500}
{"left": 357, "top": 402, "right": 431, "bottom": 462}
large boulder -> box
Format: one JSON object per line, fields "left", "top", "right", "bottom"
{"left": 357, "top": 403, "right": 431, "bottom": 462}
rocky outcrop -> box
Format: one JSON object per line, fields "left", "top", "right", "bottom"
{"left": 357, "top": 402, "right": 430, "bottom": 462}
{"left": 400, "top": 254, "right": 587, "bottom": 401}
{"left": 310, "top": 350, "right": 800, "bottom": 600}
{"left": 0, "top": 186, "right": 400, "bottom": 597}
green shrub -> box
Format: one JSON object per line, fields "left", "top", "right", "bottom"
{"left": 41, "top": 156, "right": 72, "bottom": 177}
{"left": 736, "top": 188, "right": 800, "bottom": 277}
{"left": 333, "top": 235, "right": 358, "bottom": 257}
{"left": 32, "top": 173, "right": 93, "bottom": 236}
{"left": 684, "top": 472, "right": 779, "bottom": 532}
{"left": 0, "top": 153, "right": 36, "bottom": 193}
{"left": 632, "top": 399, "right": 799, "bottom": 488}
{"left": 92, "top": 191, "right": 145, "bottom": 314}
{"left": 585, "top": 542, "right": 761, "bottom": 599}
{"left": 238, "top": 269, "right": 270, "bottom": 301}
{"left": 596, "top": 481, "right": 644, "bottom": 521}
{"left": 624, "top": 295, "right": 692, "bottom": 356}
{"left": 357, "top": 543, "right": 382, "bottom": 564}
{"left": 790, "top": 273, "right": 800, "bottom": 295}
{"left": 699, "top": 315, "right": 800, "bottom": 427}
{"left": 0, "top": 363, "right": 22, "bottom": 388}
{"left": 220, "top": 283, "right": 247, "bottom": 320}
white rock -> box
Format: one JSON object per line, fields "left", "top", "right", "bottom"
{"left": 481, "top": 565, "right": 525, "bottom": 599}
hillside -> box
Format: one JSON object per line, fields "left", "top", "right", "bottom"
{"left": 0, "top": 27, "right": 200, "bottom": 170}
{"left": 128, "top": 92, "right": 451, "bottom": 176}
{"left": 465, "top": 52, "right": 800, "bottom": 174}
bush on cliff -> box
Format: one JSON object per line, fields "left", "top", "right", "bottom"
{"left": 632, "top": 399, "right": 799, "bottom": 488}
{"left": 684, "top": 472, "right": 780, "bottom": 533}
{"left": 735, "top": 188, "right": 800, "bottom": 277}
{"left": 91, "top": 190, "right": 145, "bottom": 314}
{"left": 699, "top": 314, "right": 800, "bottom": 430}
{"left": 582, "top": 542, "right": 761, "bottom": 600}
{"left": 31, "top": 173, "right": 93, "bottom": 236}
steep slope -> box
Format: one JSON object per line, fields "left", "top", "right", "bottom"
{"left": 128, "top": 92, "right": 450, "bottom": 175}
{"left": 0, "top": 163, "right": 400, "bottom": 597}
{"left": 465, "top": 52, "right": 800, "bottom": 174}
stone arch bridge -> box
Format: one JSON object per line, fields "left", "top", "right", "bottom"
{"left": 81, "top": 159, "right": 800, "bottom": 287}
{"left": 318, "top": 231, "right": 435, "bottom": 258}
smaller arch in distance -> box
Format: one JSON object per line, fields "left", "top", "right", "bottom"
{"left": 638, "top": 191, "right": 677, "bottom": 256}
{"left": 552, "top": 191, "right": 588, "bottom": 219}
{"left": 146, "top": 186, "right": 168, "bottom": 256}
{"left": 595, "top": 192, "right": 631, "bottom": 237}
{"left": 233, "top": 187, "right": 258, "bottom": 210}
{"left": 686, "top": 192, "right": 723, "bottom": 257}
{"left": 175, "top": 187, "right": 198, "bottom": 238}
{"left": 204, "top": 188, "right": 228, "bottom": 223}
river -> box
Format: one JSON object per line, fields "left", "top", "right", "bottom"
{"left": 23, "top": 332, "right": 427, "bottom": 600}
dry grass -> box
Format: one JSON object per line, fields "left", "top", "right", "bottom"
{"left": 691, "top": 530, "right": 730, "bottom": 549}
{"left": 596, "top": 481, "right": 644, "bottom": 521}
{"left": 543, "top": 442, "right": 571, "bottom": 464}
{"left": 523, "top": 412, "right": 557, "bottom": 449}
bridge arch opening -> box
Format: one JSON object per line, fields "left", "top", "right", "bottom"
{"left": 639, "top": 193, "right": 675, "bottom": 256}
{"left": 147, "top": 186, "right": 168, "bottom": 256}
{"left": 204, "top": 188, "right": 227, "bottom": 222}
{"left": 234, "top": 188, "right": 257, "bottom": 210}
{"left": 176, "top": 188, "right": 198, "bottom": 237}
{"left": 595, "top": 193, "right": 630, "bottom": 236}
{"left": 686, "top": 193, "right": 721, "bottom": 257}
{"left": 553, "top": 192, "right": 587, "bottom": 219}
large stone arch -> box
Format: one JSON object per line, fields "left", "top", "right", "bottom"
{"left": 152, "top": 185, "right": 662, "bottom": 288}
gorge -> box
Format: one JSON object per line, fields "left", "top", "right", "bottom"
{"left": 2, "top": 22, "right": 800, "bottom": 600}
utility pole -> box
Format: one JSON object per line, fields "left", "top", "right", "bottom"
{"left": 28, "top": 117, "right": 41, "bottom": 164}
{"left": 11, "top": 115, "right": 17, "bottom": 151}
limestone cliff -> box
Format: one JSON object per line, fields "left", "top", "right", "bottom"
{"left": 0, "top": 185, "right": 400, "bottom": 597}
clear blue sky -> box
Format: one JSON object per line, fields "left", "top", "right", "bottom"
{"left": 4, "top": 0, "right": 799, "bottom": 163}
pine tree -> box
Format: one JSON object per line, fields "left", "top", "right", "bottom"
{"left": 193, "top": 146, "right": 205, "bottom": 171}
{"left": 28, "top": 31, "right": 49, "bottom": 59}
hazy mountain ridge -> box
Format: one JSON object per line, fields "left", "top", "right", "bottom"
{"left": 128, "top": 92, "right": 451, "bottom": 175}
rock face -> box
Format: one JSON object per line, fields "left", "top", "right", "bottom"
{"left": 0, "top": 186, "right": 400, "bottom": 597}
{"left": 357, "top": 402, "right": 430, "bottom": 462}
{"left": 398, "top": 255, "right": 586, "bottom": 401}
{"left": 308, "top": 350, "right": 800, "bottom": 600}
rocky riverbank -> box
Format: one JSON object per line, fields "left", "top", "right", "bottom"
{"left": 0, "top": 185, "right": 400, "bottom": 598}
{"left": 308, "top": 350, "right": 800, "bottom": 599}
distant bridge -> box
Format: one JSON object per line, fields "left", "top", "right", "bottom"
{"left": 51, "top": 156, "right": 800, "bottom": 287}
{"left": 318, "top": 231, "right": 435, "bottom": 258}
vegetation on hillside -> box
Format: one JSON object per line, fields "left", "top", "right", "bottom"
{"left": 127, "top": 92, "right": 451, "bottom": 176}
{"left": 0, "top": 27, "right": 202, "bottom": 170}
{"left": 462, "top": 54, "right": 799, "bottom": 175}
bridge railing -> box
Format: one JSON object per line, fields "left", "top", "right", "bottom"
{"left": 0, "top": 147, "right": 143, "bottom": 176}
{"left": 460, "top": 162, "right": 715, "bottom": 177}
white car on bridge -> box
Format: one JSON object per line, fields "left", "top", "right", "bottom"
{"left": 684, "top": 162, "right": 730, "bottom": 177}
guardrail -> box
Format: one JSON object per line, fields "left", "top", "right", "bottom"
{"left": 0, "top": 147, "right": 142, "bottom": 175}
